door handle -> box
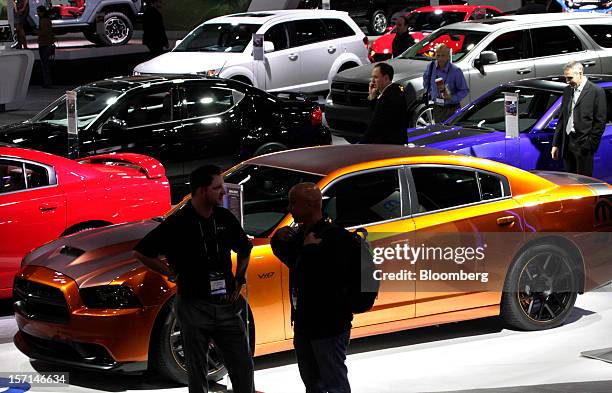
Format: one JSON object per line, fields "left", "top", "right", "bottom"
{"left": 288, "top": 53, "right": 298, "bottom": 61}
{"left": 328, "top": 45, "right": 337, "bottom": 54}
{"left": 516, "top": 68, "right": 532, "bottom": 75}
{"left": 496, "top": 216, "right": 516, "bottom": 227}
{"left": 583, "top": 60, "right": 596, "bottom": 68}
{"left": 39, "top": 202, "right": 58, "bottom": 212}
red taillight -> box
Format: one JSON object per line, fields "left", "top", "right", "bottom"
{"left": 363, "top": 36, "right": 369, "bottom": 49}
{"left": 310, "top": 106, "right": 323, "bottom": 127}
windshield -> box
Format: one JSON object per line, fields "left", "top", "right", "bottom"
{"left": 450, "top": 88, "right": 562, "bottom": 132}
{"left": 406, "top": 11, "right": 467, "bottom": 31}
{"left": 174, "top": 23, "right": 260, "bottom": 53}
{"left": 224, "top": 165, "right": 323, "bottom": 237}
{"left": 31, "top": 87, "right": 121, "bottom": 129}
{"left": 399, "top": 29, "right": 488, "bottom": 62}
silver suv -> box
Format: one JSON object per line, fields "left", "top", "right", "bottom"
{"left": 325, "top": 13, "right": 612, "bottom": 142}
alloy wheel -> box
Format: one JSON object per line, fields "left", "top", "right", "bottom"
{"left": 416, "top": 106, "right": 435, "bottom": 127}
{"left": 373, "top": 13, "right": 387, "bottom": 35}
{"left": 169, "top": 318, "right": 225, "bottom": 376}
{"left": 104, "top": 17, "right": 129, "bottom": 45}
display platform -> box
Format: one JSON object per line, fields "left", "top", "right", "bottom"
{"left": 1, "top": 283, "right": 612, "bottom": 393}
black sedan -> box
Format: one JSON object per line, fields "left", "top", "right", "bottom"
{"left": 0, "top": 76, "right": 331, "bottom": 200}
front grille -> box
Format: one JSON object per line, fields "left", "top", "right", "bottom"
{"left": 13, "top": 277, "right": 69, "bottom": 324}
{"left": 330, "top": 82, "right": 370, "bottom": 107}
{"left": 372, "top": 53, "right": 392, "bottom": 62}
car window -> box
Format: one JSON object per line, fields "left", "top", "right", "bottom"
{"left": 323, "top": 18, "right": 355, "bottom": 39}
{"left": 407, "top": 11, "right": 467, "bottom": 31}
{"left": 224, "top": 164, "right": 323, "bottom": 237}
{"left": 182, "top": 86, "right": 244, "bottom": 119}
{"left": 451, "top": 88, "right": 562, "bottom": 132}
{"left": 531, "top": 26, "right": 583, "bottom": 57}
{"left": 174, "top": 23, "right": 260, "bottom": 53}
{"left": 116, "top": 89, "right": 173, "bottom": 128}
{"left": 0, "top": 159, "right": 26, "bottom": 194}
{"left": 24, "top": 163, "right": 50, "bottom": 188}
{"left": 411, "top": 167, "right": 480, "bottom": 213}
{"left": 400, "top": 29, "right": 488, "bottom": 62}
{"left": 581, "top": 25, "right": 612, "bottom": 49}
{"left": 484, "top": 30, "right": 529, "bottom": 62}
{"left": 469, "top": 8, "right": 487, "bottom": 20}
{"left": 323, "top": 169, "right": 402, "bottom": 227}
{"left": 478, "top": 172, "right": 506, "bottom": 200}
{"left": 264, "top": 23, "right": 289, "bottom": 51}
{"left": 292, "top": 19, "right": 327, "bottom": 46}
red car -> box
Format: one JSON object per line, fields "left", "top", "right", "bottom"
{"left": 369, "top": 5, "right": 503, "bottom": 62}
{"left": 0, "top": 147, "right": 171, "bottom": 298}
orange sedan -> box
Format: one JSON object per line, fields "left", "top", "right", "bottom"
{"left": 13, "top": 145, "right": 612, "bottom": 383}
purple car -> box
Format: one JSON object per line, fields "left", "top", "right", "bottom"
{"left": 406, "top": 75, "right": 612, "bottom": 182}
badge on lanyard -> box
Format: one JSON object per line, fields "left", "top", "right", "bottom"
{"left": 435, "top": 97, "right": 445, "bottom": 105}
{"left": 209, "top": 271, "right": 227, "bottom": 296}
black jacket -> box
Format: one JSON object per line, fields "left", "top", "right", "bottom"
{"left": 361, "top": 83, "right": 411, "bottom": 144}
{"left": 142, "top": 5, "right": 168, "bottom": 50}
{"left": 271, "top": 220, "right": 353, "bottom": 338}
{"left": 392, "top": 30, "right": 415, "bottom": 58}
{"left": 552, "top": 80, "right": 607, "bottom": 157}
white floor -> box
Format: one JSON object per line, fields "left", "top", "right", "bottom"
{"left": 2, "top": 285, "right": 612, "bottom": 393}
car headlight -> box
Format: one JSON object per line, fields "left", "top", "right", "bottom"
{"left": 80, "top": 285, "right": 142, "bottom": 309}
{"left": 133, "top": 70, "right": 141, "bottom": 76}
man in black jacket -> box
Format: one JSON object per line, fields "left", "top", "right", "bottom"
{"left": 271, "top": 183, "right": 354, "bottom": 393}
{"left": 361, "top": 62, "right": 410, "bottom": 144}
{"left": 392, "top": 15, "right": 415, "bottom": 58}
{"left": 552, "top": 61, "right": 607, "bottom": 177}
{"left": 143, "top": 0, "right": 168, "bottom": 56}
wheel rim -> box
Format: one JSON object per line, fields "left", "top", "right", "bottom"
{"left": 169, "top": 318, "right": 225, "bottom": 376}
{"left": 104, "top": 17, "right": 129, "bottom": 44}
{"left": 373, "top": 13, "right": 387, "bottom": 34}
{"left": 516, "top": 252, "right": 575, "bottom": 323}
{"left": 416, "top": 107, "right": 435, "bottom": 127}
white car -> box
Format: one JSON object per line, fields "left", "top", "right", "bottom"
{"left": 133, "top": 10, "right": 370, "bottom": 93}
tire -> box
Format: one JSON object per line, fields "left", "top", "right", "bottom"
{"left": 411, "top": 103, "right": 435, "bottom": 128}
{"left": 150, "top": 297, "right": 255, "bottom": 384}
{"left": 368, "top": 10, "right": 388, "bottom": 35}
{"left": 100, "top": 12, "right": 133, "bottom": 46}
{"left": 501, "top": 243, "right": 579, "bottom": 331}
{"left": 253, "top": 142, "right": 287, "bottom": 157}
{"left": 83, "top": 30, "right": 104, "bottom": 46}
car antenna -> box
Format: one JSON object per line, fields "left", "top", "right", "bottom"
{"left": 215, "top": 60, "right": 228, "bottom": 78}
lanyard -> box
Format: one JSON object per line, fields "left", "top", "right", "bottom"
{"left": 198, "top": 218, "right": 220, "bottom": 262}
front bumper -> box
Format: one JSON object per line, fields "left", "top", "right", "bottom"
{"left": 13, "top": 266, "right": 160, "bottom": 370}
{"left": 325, "top": 100, "right": 372, "bottom": 140}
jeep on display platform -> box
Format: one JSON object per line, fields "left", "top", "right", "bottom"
{"left": 25, "top": 0, "right": 142, "bottom": 45}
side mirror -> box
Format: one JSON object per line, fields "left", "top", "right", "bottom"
{"left": 474, "top": 51, "right": 498, "bottom": 74}
{"left": 174, "top": 39, "right": 183, "bottom": 49}
{"left": 263, "top": 41, "right": 275, "bottom": 53}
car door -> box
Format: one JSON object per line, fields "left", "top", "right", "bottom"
{"left": 579, "top": 24, "right": 612, "bottom": 75}
{"left": 0, "top": 159, "right": 66, "bottom": 293}
{"left": 593, "top": 87, "right": 612, "bottom": 182}
{"left": 407, "top": 165, "right": 523, "bottom": 317}
{"left": 468, "top": 29, "right": 535, "bottom": 102}
{"left": 104, "top": 85, "right": 183, "bottom": 184}
{"left": 531, "top": 25, "right": 602, "bottom": 77}
{"left": 289, "top": 18, "right": 334, "bottom": 92}
{"left": 321, "top": 18, "right": 354, "bottom": 67}
{"left": 321, "top": 167, "right": 416, "bottom": 328}
{"left": 258, "top": 22, "right": 299, "bottom": 91}
{"left": 177, "top": 82, "right": 246, "bottom": 183}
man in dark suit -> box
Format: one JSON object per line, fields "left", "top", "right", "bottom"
{"left": 361, "top": 62, "right": 411, "bottom": 144}
{"left": 551, "top": 61, "right": 607, "bottom": 177}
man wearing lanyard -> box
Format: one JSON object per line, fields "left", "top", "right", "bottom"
{"left": 552, "top": 61, "right": 606, "bottom": 177}
{"left": 134, "top": 165, "right": 254, "bottom": 393}
{"left": 423, "top": 43, "right": 469, "bottom": 124}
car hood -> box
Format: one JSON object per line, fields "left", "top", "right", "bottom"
{"left": 0, "top": 122, "right": 69, "bottom": 156}
{"left": 334, "top": 58, "right": 429, "bottom": 85}
{"left": 22, "top": 220, "right": 159, "bottom": 288}
{"left": 407, "top": 124, "right": 505, "bottom": 152}
{"left": 134, "top": 51, "right": 249, "bottom": 74}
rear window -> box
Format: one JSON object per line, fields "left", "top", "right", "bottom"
{"left": 323, "top": 19, "right": 355, "bottom": 39}
{"left": 581, "top": 25, "right": 612, "bottom": 49}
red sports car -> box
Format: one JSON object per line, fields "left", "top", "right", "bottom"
{"left": 369, "top": 5, "right": 503, "bottom": 62}
{"left": 0, "top": 147, "right": 171, "bottom": 298}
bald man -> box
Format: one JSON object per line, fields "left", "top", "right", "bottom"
{"left": 271, "top": 183, "right": 354, "bottom": 393}
{"left": 423, "top": 43, "right": 469, "bottom": 123}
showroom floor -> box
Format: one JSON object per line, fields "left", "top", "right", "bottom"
{"left": 2, "top": 284, "right": 612, "bottom": 393}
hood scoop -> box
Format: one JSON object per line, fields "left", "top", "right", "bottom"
{"left": 60, "top": 245, "right": 85, "bottom": 259}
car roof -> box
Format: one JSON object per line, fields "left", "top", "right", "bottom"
{"left": 247, "top": 145, "right": 460, "bottom": 176}
{"left": 411, "top": 5, "right": 498, "bottom": 13}
{"left": 0, "top": 146, "right": 72, "bottom": 167}
{"left": 208, "top": 9, "right": 350, "bottom": 24}
{"left": 506, "top": 74, "right": 612, "bottom": 92}
{"left": 446, "top": 12, "right": 610, "bottom": 32}
{"left": 83, "top": 75, "right": 235, "bottom": 93}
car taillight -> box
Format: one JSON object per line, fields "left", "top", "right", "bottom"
{"left": 310, "top": 106, "right": 323, "bottom": 127}
{"left": 363, "top": 36, "right": 369, "bottom": 49}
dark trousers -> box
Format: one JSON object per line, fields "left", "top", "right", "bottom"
{"left": 38, "top": 45, "right": 54, "bottom": 87}
{"left": 564, "top": 149, "right": 594, "bottom": 177}
{"left": 432, "top": 104, "right": 459, "bottom": 124}
{"left": 293, "top": 329, "right": 351, "bottom": 393}
{"left": 176, "top": 295, "right": 254, "bottom": 393}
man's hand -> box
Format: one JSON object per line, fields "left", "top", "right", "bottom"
{"left": 368, "top": 81, "right": 378, "bottom": 100}
{"left": 230, "top": 283, "right": 244, "bottom": 303}
{"left": 551, "top": 146, "right": 559, "bottom": 160}
{"left": 304, "top": 232, "right": 322, "bottom": 246}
